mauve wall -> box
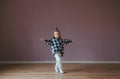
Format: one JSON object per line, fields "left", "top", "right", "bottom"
{"left": 0, "top": 0, "right": 120, "bottom": 61}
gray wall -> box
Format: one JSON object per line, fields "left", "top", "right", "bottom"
{"left": 0, "top": 0, "right": 120, "bottom": 61}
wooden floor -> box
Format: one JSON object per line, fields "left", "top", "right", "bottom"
{"left": 0, "top": 63, "right": 120, "bottom": 79}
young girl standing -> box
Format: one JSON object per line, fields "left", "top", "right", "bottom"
{"left": 40, "top": 28, "right": 72, "bottom": 73}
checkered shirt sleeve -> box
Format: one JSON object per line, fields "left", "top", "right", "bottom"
{"left": 44, "top": 39, "right": 52, "bottom": 46}
{"left": 62, "top": 39, "right": 72, "bottom": 45}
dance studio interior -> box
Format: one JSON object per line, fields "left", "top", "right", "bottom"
{"left": 0, "top": 0, "right": 120, "bottom": 79}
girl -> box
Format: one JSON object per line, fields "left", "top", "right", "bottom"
{"left": 40, "top": 28, "right": 72, "bottom": 73}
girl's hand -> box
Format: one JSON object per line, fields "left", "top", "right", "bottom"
{"left": 40, "top": 37, "right": 46, "bottom": 41}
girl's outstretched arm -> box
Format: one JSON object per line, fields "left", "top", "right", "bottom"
{"left": 40, "top": 37, "right": 46, "bottom": 41}
{"left": 40, "top": 37, "right": 52, "bottom": 46}
{"left": 62, "top": 39, "right": 72, "bottom": 45}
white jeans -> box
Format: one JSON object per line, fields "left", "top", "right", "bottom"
{"left": 54, "top": 52, "right": 63, "bottom": 72}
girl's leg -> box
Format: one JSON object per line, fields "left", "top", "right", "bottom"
{"left": 55, "top": 59, "right": 59, "bottom": 72}
{"left": 54, "top": 52, "right": 64, "bottom": 73}
{"left": 54, "top": 52, "right": 60, "bottom": 72}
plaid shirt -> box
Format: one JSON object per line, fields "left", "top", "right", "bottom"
{"left": 44, "top": 38, "right": 72, "bottom": 57}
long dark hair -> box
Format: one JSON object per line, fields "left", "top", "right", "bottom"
{"left": 53, "top": 28, "right": 61, "bottom": 38}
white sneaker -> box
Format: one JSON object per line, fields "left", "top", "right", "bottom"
{"left": 59, "top": 69, "right": 64, "bottom": 74}
{"left": 55, "top": 68, "right": 59, "bottom": 73}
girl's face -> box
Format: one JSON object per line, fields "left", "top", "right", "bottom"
{"left": 54, "top": 31, "right": 60, "bottom": 38}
